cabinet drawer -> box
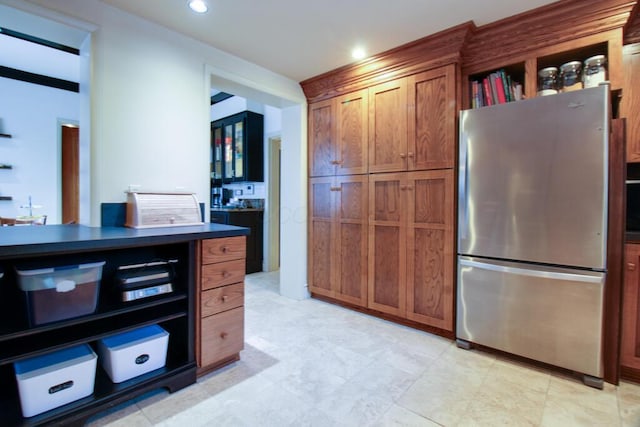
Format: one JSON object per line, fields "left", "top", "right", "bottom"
{"left": 200, "top": 307, "right": 244, "bottom": 367}
{"left": 202, "top": 237, "right": 246, "bottom": 264}
{"left": 201, "top": 283, "right": 244, "bottom": 317}
{"left": 201, "top": 259, "right": 245, "bottom": 290}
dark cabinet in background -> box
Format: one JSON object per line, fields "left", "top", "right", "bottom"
{"left": 210, "top": 210, "right": 263, "bottom": 274}
{"left": 211, "top": 111, "right": 264, "bottom": 185}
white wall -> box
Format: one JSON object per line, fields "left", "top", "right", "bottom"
{"left": 7, "top": 0, "right": 309, "bottom": 299}
{"left": 279, "top": 104, "right": 309, "bottom": 299}
{"left": 0, "top": 77, "right": 79, "bottom": 223}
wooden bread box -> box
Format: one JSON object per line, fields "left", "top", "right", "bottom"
{"left": 125, "top": 192, "right": 203, "bottom": 228}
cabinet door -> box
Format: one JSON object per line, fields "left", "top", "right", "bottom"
{"left": 309, "top": 99, "right": 336, "bottom": 177}
{"left": 308, "top": 177, "right": 336, "bottom": 297}
{"left": 368, "top": 79, "right": 408, "bottom": 173}
{"left": 368, "top": 173, "right": 406, "bottom": 316}
{"left": 622, "top": 243, "right": 640, "bottom": 370}
{"left": 406, "top": 170, "right": 454, "bottom": 330}
{"left": 211, "top": 124, "right": 223, "bottom": 184}
{"left": 224, "top": 123, "right": 234, "bottom": 181}
{"left": 336, "top": 89, "right": 368, "bottom": 175}
{"left": 407, "top": 65, "right": 456, "bottom": 170}
{"left": 623, "top": 44, "right": 640, "bottom": 163}
{"left": 334, "top": 175, "right": 368, "bottom": 306}
{"left": 233, "top": 119, "right": 244, "bottom": 181}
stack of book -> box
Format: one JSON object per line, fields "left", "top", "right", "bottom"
{"left": 470, "top": 69, "right": 523, "bottom": 108}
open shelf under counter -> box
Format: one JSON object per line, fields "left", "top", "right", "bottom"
{"left": 0, "top": 223, "right": 249, "bottom": 426}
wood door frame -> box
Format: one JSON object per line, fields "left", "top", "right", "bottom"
{"left": 58, "top": 119, "right": 80, "bottom": 224}
{"left": 267, "top": 135, "right": 281, "bottom": 271}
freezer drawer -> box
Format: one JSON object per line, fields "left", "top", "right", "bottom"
{"left": 456, "top": 256, "right": 604, "bottom": 377}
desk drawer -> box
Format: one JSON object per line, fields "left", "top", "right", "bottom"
{"left": 201, "top": 259, "right": 245, "bottom": 290}
{"left": 202, "top": 237, "right": 246, "bottom": 264}
{"left": 201, "top": 283, "right": 244, "bottom": 317}
{"left": 200, "top": 307, "right": 244, "bottom": 367}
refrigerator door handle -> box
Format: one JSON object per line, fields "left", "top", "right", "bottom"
{"left": 459, "top": 258, "right": 603, "bottom": 283}
{"left": 459, "top": 130, "right": 469, "bottom": 239}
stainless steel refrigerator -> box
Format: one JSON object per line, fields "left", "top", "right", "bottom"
{"left": 457, "top": 85, "right": 609, "bottom": 387}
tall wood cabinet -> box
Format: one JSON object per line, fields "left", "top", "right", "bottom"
{"left": 307, "top": 60, "right": 457, "bottom": 333}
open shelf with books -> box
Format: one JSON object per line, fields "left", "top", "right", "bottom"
{"left": 468, "top": 64, "right": 524, "bottom": 109}
{"left": 462, "top": 26, "right": 623, "bottom": 111}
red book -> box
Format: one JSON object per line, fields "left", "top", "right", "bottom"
{"left": 482, "top": 78, "right": 493, "bottom": 106}
{"left": 495, "top": 75, "right": 507, "bottom": 104}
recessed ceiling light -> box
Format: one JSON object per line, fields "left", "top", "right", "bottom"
{"left": 352, "top": 47, "right": 366, "bottom": 60}
{"left": 188, "top": 0, "right": 208, "bottom": 13}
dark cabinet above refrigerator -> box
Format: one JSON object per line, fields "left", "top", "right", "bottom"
{"left": 211, "top": 111, "right": 264, "bottom": 184}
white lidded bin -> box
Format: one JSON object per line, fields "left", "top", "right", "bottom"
{"left": 97, "top": 325, "right": 169, "bottom": 383}
{"left": 16, "top": 261, "right": 105, "bottom": 325}
{"left": 14, "top": 344, "right": 97, "bottom": 418}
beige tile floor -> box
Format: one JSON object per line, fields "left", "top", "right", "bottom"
{"left": 87, "top": 271, "right": 640, "bottom": 427}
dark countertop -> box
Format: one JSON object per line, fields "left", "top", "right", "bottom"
{"left": 627, "top": 231, "right": 640, "bottom": 243}
{"left": 0, "top": 223, "right": 249, "bottom": 258}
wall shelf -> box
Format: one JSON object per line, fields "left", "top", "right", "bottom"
{"left": 0, "top": 196, "right": 12, "bottom": 201}
{"left": 0, "top": 134, "right": 11, "bottom": 139}
{"left": 0, "top": 165, "right": 12, "bottom": 170}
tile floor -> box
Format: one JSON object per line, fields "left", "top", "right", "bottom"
{"left": 87, "top": 271, "right": 640, "bottom": 427}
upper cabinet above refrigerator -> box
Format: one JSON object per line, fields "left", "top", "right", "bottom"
{"left": 211, "top": 111, "right": 264, "bottom": 184}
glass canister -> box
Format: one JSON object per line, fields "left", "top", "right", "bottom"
{"left": 537, "top": 67, "right": 558, "bottom": 96}
{"left": 582, "top": 55, "right": 607, "bottom": 88}
{"left": 559, "top": 61, "right": 583, "bottom": 92}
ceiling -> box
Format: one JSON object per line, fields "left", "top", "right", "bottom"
{"left": 97, "top": 0, "right": 561, "bottom": 82}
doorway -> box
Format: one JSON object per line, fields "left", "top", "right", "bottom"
{"left": 60, "top": 122, "right": 79, "bottom": 224}
{"left": 267, "top": 135, "right": 281, "bottom": 271}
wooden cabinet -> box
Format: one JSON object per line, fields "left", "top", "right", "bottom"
{"left": 308, "top": 89, "right": 368, "bottom": 177}
{"left": 196, "top": 236, "right": 246, "bottom": 374}
{"left": 368, "top": 79, "right": 408, "bottom": 173}
{"left": 407, "top": 65, "right": 456, "bottom": 170}
{"left": 405, "top": 169, "right": 454, "bottom": 329}
{"left": 623, "top": 44, "right": 640, "bottom": 163}
{"left": 622, "top": 243, "right": 640, "bottom": 373}
{"left": 368, "top": 170, "right": 454, "bottom": 330}
{"left": 368, "top": 66, "right": 456, "bottom": 173}
{"left": 210, "top": 111, "right": 264, "bottom": 184}
{"left": 368, "top": 173, "right": 406, "bottom": 316}
{"left": 308, "top": 175, "right": 368, "bottom": 306}
{"left": 307, "top": 64, "right": 456, "bottom": 334}
{"left": 463, "top": 30, "right": 624, "bottom": 109}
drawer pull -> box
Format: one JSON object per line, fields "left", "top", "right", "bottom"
{"left": 628, "top": 262, "right": 637, "bottom": 271}
{"left": 220, "top": 332, "right": 228, "bottom": 339}
{"left": 221, "top": 246, "right": 228, "bottom": 253}
{"left": 222, "top": 295, "right": 228, "bottom": 302}
{"left": 222, "top": 271, "right": 231, "bottom": 278}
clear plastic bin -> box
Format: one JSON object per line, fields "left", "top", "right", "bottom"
{"left": 16, "top": 261, "right": 105, "bottom": 325}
